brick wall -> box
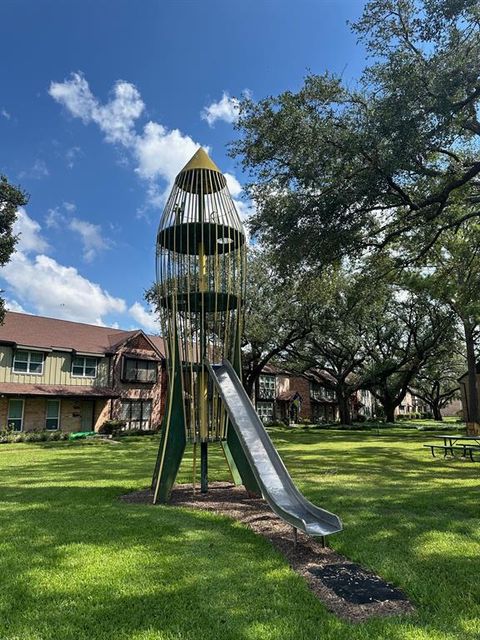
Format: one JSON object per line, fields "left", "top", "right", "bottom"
{"left": 0, "top": 397, "right": 111, "bottom": 433}
{"left": 0, "top": 397, "right": 7, "bottom": 428}
{"left": 108, "top": 335, "right": 166, "bottom": 429}
{"left": 94, "top": 399, "right": 111, "bottom": 430}
{"left": 288, "top": 376, "right": 312, "bottom": 420}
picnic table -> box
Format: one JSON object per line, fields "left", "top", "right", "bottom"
{"left": 424, "top": 434, "right": 480, "bottom": 461}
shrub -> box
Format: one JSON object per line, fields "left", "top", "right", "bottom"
{"left": 48, "top": 430, "right": 67, "bottom": 441}
{"left": 24, "top": 432, "right": 40, "bottom": 442}
{"left": 98, "top": 420, "right": 126, "bottom": 435}
{"left": 264, "top": 421, "right": 286, "bottom": 429}
{"left": 0, "top": 430, "right": 69, "bottom": 444}
{"left": 113, "top": 428, "right": 155, "bottom": 437}
{"left": 298, "top": 417, "right": 311, "bottom": 425}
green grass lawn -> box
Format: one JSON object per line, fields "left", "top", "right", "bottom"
{"left": 0, "top": 427, "right": 478, "bottom": 640}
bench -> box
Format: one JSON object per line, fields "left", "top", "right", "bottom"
{"left": 424, "top": 444, "right": 454, "bottom": 458}
{"left": 423, "top": 444, "right": 479, "bottom": 462}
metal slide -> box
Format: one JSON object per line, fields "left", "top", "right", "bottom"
{"left": 207, "top": 360, "right": 342, "bottom": 537}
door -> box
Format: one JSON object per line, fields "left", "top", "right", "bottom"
{"left": 80, "top": 400, "right": 94, "bottom": 431}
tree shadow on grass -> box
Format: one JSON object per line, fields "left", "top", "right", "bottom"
{"left": 1, "top": 437, "right": 479, "bottom": 640}
{"left": 277, "top": 440, "right": 480, "bottom": 639}
{"left": 1, "top": 481, "right": 355, "bottom": 640}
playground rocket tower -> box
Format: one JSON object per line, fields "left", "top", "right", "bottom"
{"left": 152, "top": 148, "right": 260, "bottom": 503}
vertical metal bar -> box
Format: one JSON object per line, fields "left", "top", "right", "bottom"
{"left": 192, "top": 441, "right": 197, "bottom": 494}
{"left": 200, "top": 440, "right": 208, "bottom": 493}
{"left": 199, "top": 169, "right": 208, "bottom": 493}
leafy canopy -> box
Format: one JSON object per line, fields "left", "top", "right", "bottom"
{"left": 232, "top": 0, "right": 480, "bottom": 270}
{"left": 0, "top": 176, "right": 27, "bottom": 321}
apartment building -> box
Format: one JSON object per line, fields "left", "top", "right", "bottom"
{"left": 254, "top": 367, "right": 339, "bottom": 424}
{"left": 0, "top": 312, "right": 166, "bottom": 433}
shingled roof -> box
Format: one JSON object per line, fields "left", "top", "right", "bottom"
{"left": 0, "top": 312, "right": 165, "bottom": 356}
{"left": 0, "top": 382, "right": 118, "bottom": 397}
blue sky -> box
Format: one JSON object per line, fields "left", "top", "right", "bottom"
{"left": 0, "top": 0, "right": 366, "bottom": 333}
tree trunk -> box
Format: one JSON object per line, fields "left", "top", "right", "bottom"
{"left": 432, "top": 402, "right": 443, "bottom": 421}
{"left": 337, "top": 387, "right": 351, "bottom": 425}
{"left": 384, "top": 402, "right": 396, "bottom": 423}
{"left": 464, "top": 322, "right": 479, "bottom": 433}
{"left": 244, "top": 374, "right": 254, "bottom": 398}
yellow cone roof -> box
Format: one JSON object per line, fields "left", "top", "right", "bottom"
{"left": 178, "top": 148, "right": 222, "bottom": 175}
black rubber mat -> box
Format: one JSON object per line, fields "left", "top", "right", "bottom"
{"left": 308, "top": 563, "right": 408, "bottom": 604}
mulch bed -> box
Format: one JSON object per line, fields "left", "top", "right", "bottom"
{"left": 120, "top": 482, "right": 414, "bottom": 623}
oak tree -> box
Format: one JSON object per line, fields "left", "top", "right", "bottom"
{"left": 0, "top": 175, "right": 27, "bottom": 322}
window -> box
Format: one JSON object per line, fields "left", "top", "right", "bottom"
{"left": 13, "top": 350, "right": 44, "bottom": 374}
{"left": 119, "top": 400, "right": 152, "bottom": 430}
{"left": 325, "top": 388, "right": 336, "bottom": 401}
{"left": 311, "top": 383, "right": 335, "bottom": 402}
{"left": 257, "top": 401, "right": 274, "bottom": 423}
{"left": 72, "top": 356, "right": 97, "bottom": 378}
{"left": 46, "top": 400, "right": 60, "bottom": 430}
{"left": 258, "top": 375, "right": 276, "bottom": 399}
{"left": 123, "top": 358, "right": 157, "bottom": 383}
{"left": 311, "top": 383, "right": 323, "bottom": 401}
{"left": 7, "top": 399, "right": 24, "bottom": 432}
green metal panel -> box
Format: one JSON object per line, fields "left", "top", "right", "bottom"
{"left": 158, "top": 222, "right": 245, "bottom": 256}
{"left": 221, "top": 325, "right": 260, "bottom": 495}
{"left": 220, "top": 439, "right": 242, "bottom": 485}
{"left": 224, "top": 426, "right": 260, "bottom": 496}
{"left": 152, "top": 335, "right": 186, "bottom": 503}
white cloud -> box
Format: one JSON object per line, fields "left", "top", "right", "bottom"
{"left": 5, "top": 299, "right": 28, "bottom": 313}
{"left": 49, "top": 73, "right": 256, "bottom": 222}
{"left": 224, "top": 173, "right": 243, "bottom": 198}
{"left": 1, "top": 251, "right": 126, "bottom": 325}
{"left": 65, "top": 146, "right": 81, "bottom": 168}
{"left": 13, "top": 207, "right": 50, "bottom": 253}
{"left": 3, "top": 207, "right": 124, "bottom": 325}
{"left": 49, "top": 73, "right": 97, "bottom": 122}
{"left": 134, "top": 122, "right": 199, "bottom": 183}
{"left": 45, "top": 207, "right": 62, "bottom": 229}
{"left": 49, "top": 72, "right": 144, "bottom": 146}
{"left": 63, "top": 201, "right": 76, "bottom": 213}
{"left": 45, "top": 201, "right": 77, "bottom": 229}
{"left": 32, "top": 159, "right": 49, "bottom": 178}
{"left": 201, "top": 92, "right": 240, "bottom": 127}
{"left": 1, "top": 108, "right": 10, "bottom": 120}
{"left": 233, "top": 198, "right": 254, "bottom": 222}
{"left": 129, "top": 301, "right": 160, "bottom": 333}
{"left": 223, "top": 173, "right": 253, "bottom": 222}
{"left": 69, "top": 217, "right": 109, "bottom": 262}
{"left": 49, "top": 72, "right": 203, "bottom": 209}
{"left": 44, "top": 203, "right": 108, "bottom": 262}
{"left": 19, "top": 159, "right": 49, "bottom": 180}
